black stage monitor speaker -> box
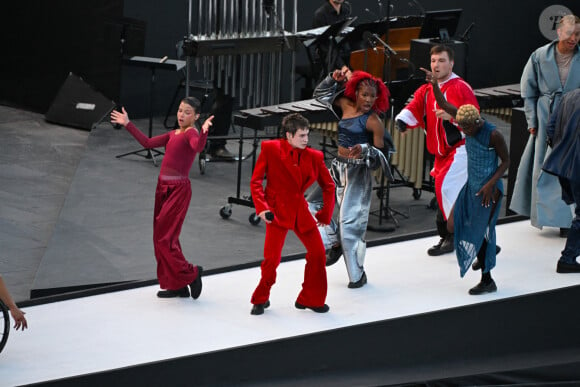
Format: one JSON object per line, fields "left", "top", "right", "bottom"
{"left": 45, "top": 73, "right": 116, "bottom": 131}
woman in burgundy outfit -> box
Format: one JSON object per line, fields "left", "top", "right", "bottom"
{"left": 111, "top": 97, "right": 213, "bottom": 299}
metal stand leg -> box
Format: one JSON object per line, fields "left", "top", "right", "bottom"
{"left": 116, "top": 67, "right": 164, "bottom": 165}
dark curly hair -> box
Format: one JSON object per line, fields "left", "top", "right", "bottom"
{"left": 281, "top": 113, "right": 310, "bottom": 137}
{"left": 343, "top": 71, "right": 390, "bottom": 113}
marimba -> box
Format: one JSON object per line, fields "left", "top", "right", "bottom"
{"left": 474, "top": 83, "right": 522, "bottom": 122}
{"left": 233, "top": 98, "right": 335, "bottom": 130}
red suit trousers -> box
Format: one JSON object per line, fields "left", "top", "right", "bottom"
{"left": 251, "top": 223, "right": 327, "bottom": 307}
{"left": 153, "top": 178, "right": 198, "bottom": 290}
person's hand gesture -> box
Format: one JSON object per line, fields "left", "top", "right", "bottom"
{"left": 476, "top": 182, "right": 495, "bottom": 208}
{"left": 420, "top": 67, "right": 436, "bottom": 85}
{"left": 332, "top": 66, "right": 351, "bottom": 83}
{"left": 434, "top": 108, "right": 454, "bottom": 121}
{"left": 10, "top": 307, "right": 28, "bottom": 331}
{"left": 110, "top": 107, "right": 130, "bottom": 127}
{"left": 348, "top": 143, "right": 363, "bottom": 158}
{"left": 201, "top": 115, "right": 214, "bottom": 134}
{"left": 258, "top": 210, "right": 274, "bottom": 224}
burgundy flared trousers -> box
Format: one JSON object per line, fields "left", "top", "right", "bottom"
{"left": 153, "top": 178, "right": 198, "bottom": 290}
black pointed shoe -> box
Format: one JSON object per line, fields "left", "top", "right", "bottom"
{"left": 347, "top": 272, "right": 367, "bottom": 289}
{"left": 295, "top": 301, "right": 329, "bottom": 313}
{"left": 468, "top": 279, "right": 497, "bottom": 295}
{"left": 556, "top": 260, "right": 580, "bottom": 273}
{"left": 157, "top": 287, "right": 190, "bottom": 298}
{"left": 250, "top": 300, "right": 271, "bottom": 315}
{"left": 427, "top": 235, "right": 454, "bottom": 256}
{"left": 189, "top": 266, "right": 203, "bottom": 299}
{"left": 326, "top": 245, "right": 342, "bottom": 266}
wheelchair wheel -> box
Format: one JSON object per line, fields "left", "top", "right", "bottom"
{"left": 0, "top": 300, "right": 9, "bottom": 354}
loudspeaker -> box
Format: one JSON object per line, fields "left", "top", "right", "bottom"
{"left": 45, "top": 73, "right": 116, "bottom": 131}
{"left": 409, "top": 38, "right": 467, "bottom": 79}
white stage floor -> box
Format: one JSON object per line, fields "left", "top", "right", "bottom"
{"left": 2, "top": 220, "right": 579, "bottom": 386}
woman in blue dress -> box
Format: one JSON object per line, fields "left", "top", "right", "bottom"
{"left": 426, "top": 69, "right": 510, "bottom": 294}
{"left": 451, "top": 105, "right": 510, "bottom": 295}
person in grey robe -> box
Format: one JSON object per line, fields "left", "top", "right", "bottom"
{"left": 510, "top": 14, "right": 580, "bottom": 231}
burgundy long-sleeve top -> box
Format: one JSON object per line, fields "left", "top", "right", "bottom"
{"left": 125, "top": 122, "right": 208, "bottom": 178}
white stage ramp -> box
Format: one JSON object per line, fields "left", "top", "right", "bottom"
{"left": 3, "top": 220, "right": 580, "bottom": 386}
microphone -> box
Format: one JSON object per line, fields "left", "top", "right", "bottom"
{"left": 265, "top": 212, "right": 274, "bottom": 221}
{"left": 362, "top": 31, "right": 378, "bottom": 53}
{"left": 460, "top": 22, "right": 476, "bottom": 42}
{"left": 397, "top": 57, "right": 417, "bottom": 79}
{"left": 371, "top": 33, "right": 397, "bottom": 56}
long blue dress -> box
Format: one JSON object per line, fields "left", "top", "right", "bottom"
{"left": 454, "top": 121, "right": 503, "bottom": 277}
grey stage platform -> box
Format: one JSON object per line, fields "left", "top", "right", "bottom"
{"left": 1, "top": 104, "right": 443, "bottom": 301}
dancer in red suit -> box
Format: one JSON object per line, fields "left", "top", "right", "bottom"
{"left": 250, "top": 113, "right": 335, "bottom": 315}
{"left": 110, "top": 97, "right": 213, "bottom": 299}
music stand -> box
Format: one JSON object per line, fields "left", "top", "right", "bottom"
{"left": 301, "top": 17, "right": 356, "bottom": 74}
{"left": 117, "top": 56, "right": 186, "bottom": 166}
{"left": 337, "top": 18, "right": 390, "bottom": 51}
{"left": 368, "top": 81, "right": 417, "bottom": 230}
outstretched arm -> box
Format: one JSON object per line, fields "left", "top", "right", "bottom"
{"left": 0, "top": 276, "right": 28, "bottom": 330}
{"left": 186, "top": 115, "right": 213, "bottom": 152}
{"left": 111, "top": 107, "right": 169, "bottom": 149}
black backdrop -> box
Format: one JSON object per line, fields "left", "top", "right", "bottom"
{"left": 2, "top": 0, "right": 579, "bottom": 118}
{"left": 1, "top": 1, "right": 123, "bottom": 113}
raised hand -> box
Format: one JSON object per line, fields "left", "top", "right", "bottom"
{"left": 332, "top": 66, "right": 351, "bottom": 83}
{"left": 201, "top": 115, "right": 214, "bottom": 134}
{"left": 420, "top": 67, "right": 436, "bottom": 84}
{"left": 110, "top": 107, "right": 130, "bottom": 127}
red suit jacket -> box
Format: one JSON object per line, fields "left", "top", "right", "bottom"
{"left": 251, "top": 139, "right": 335, "bottom": 233}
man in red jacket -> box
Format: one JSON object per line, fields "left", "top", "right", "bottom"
{"left": 395, "top": 44, "right": 479, "bottom": 257}
{"left": 250, "top": 113, "right": 336, "bottom": 315}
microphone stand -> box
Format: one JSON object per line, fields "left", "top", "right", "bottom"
{"left": 368, "top": 4, "right": 410, "bottom": 231}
